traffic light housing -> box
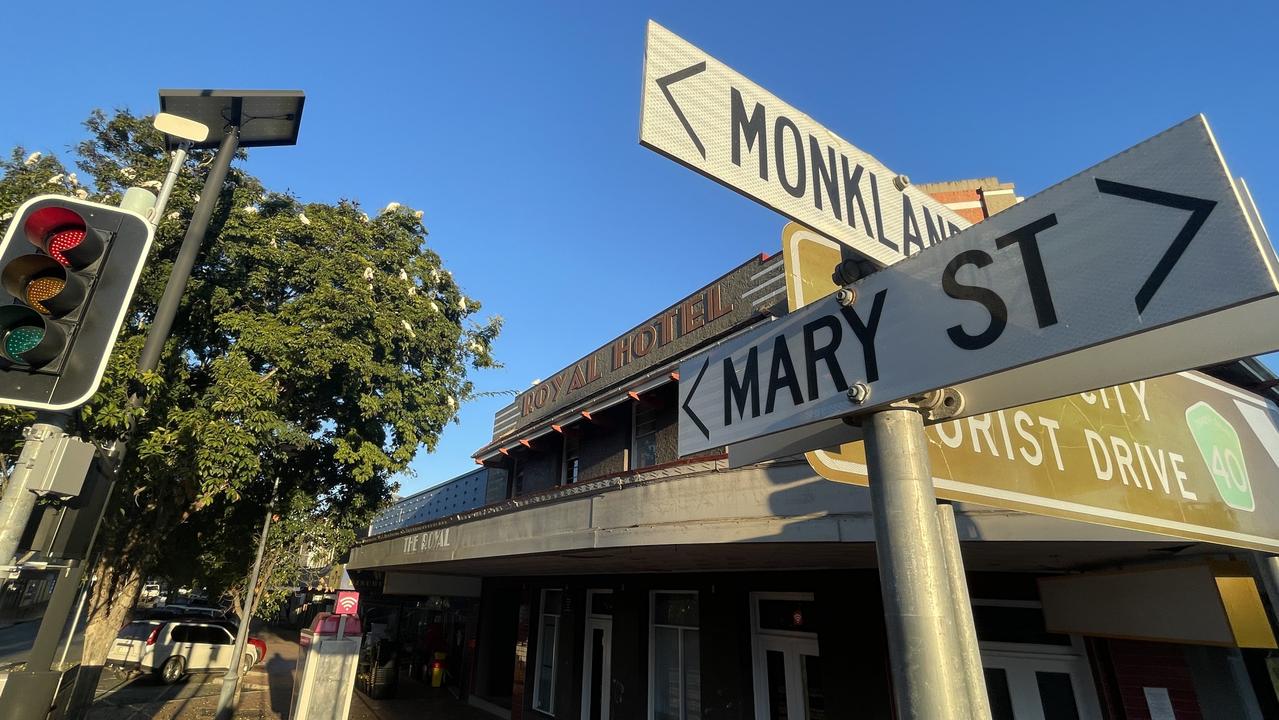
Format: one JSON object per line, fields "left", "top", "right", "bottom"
{"left": 0, "top": 195, "right": 154, "bottom": 410}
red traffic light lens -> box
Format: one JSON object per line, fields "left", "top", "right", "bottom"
{"left": 21, "top": 204, "right": 103, "bottom": 270}
{"left": 46, "top": 227, "right": 86, "bottom": 266}
{"left": 24, "top": 206, "right": 86, "bottom": 261}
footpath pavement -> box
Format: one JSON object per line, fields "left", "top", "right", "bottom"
{"left": 85, "top": 626, "right": 494, "bottom": 720}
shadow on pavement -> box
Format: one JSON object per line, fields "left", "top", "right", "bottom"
{"left": 87, "top": 667, "right": 216, "bottom": 719}
{"left": 265, "top": 651, "right": 296, "bottom": 716}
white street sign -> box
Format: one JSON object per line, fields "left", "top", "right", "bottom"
{"left": 679, "top": 116, "right": 1279, "bottom": 456}
{"left": 640, "top": 21, "right": 972, "bottom": 267}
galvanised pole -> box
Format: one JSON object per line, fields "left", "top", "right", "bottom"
{"left": 865, "top": 407, "right": 971, "bottom": 719}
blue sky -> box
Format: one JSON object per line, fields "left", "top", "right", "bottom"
{"left": 3, "top": 2, "right": 1276, "bottom": 495}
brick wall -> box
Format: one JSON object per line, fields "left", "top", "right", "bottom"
{"left": 918, "top": 176, "right": 1019, "bottom": 224}
{"left": 1106, "top": 639, "right": 1203, "bottom": 720}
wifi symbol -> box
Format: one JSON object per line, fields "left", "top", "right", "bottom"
{"left": 336, "top": 593, "right": 359, "bottom": 614}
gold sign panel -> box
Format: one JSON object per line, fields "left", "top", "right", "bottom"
{"left": 784, "top": 223, "right": 1279, "bottom": 551}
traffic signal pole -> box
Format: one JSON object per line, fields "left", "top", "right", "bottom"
{"left": 0, "top": 414, "right": 70, "bottom": 569}
{"left": 2, "top": 125, "right": 244, "bottom": 720}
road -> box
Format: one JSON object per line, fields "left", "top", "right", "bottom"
{"left": 86, "top": 626, "right": 309, "bottom": 720}
{"left": 0, "top": 617, "right": 86, "bottom": 667}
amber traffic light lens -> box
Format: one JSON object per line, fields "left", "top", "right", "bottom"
{"left": 25, "top": 276, "right": 66, "bottom": 314}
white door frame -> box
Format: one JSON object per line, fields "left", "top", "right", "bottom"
{"left": 582, "top": 590, "right": 613, "bottom": 720}
{"left": 981, "top": 637, "right": 1104, "bottom": 720}
{"left": 749, "top": 592, "right": 819, "bottom": 720}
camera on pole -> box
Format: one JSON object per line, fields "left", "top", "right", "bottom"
{"left": 0, "top": 195, "right": 154, "bottom": 410}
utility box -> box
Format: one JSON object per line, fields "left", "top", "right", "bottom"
{"left": 291, "top": 612, "right": 362, "bottom": 720}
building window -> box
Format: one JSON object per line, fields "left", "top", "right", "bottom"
{"left": 533, "top": 589, "right": 563, "bottom": 714}
{"left": 510, "top": 456, "right": 525, "bottom": 497}
{"left": 562, "top": 432, "right": 580, "bottom": 485}
{"left": 650, "top": 591, "right": 700, "bottom": 720}
{"left": 634, "top": 402, "right": 661, "bottom": 469}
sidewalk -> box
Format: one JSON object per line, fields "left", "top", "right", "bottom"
{"left": 85, "top": 625, "right": 497, "bottom": 720}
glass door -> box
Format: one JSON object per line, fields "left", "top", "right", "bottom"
{"left": 755, "top": 634, "right": 823, "bottom": 720}
{"left": 982, "top": 651, "right": 1101, "bottom": 720}
{"left": 750, "top": 593, "right": 824, "bottom": 720}
{"left": 583, "top": 590, "right": 613, "bottom": 720}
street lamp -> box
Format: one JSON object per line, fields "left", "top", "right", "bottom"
{"left": 152, "top": 91, "right": 307, "bottom": 720}
{"left": 140, "top": 90, "right": 305, "bottom": 378}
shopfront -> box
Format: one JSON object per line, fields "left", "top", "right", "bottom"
{"left": 349, "top": 179, "right": 1279, "bottom": 719}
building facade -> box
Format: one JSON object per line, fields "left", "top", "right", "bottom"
{"left": 349, "top": 180, "right": 1279, "bottom": 720}
{"left": 370, "top": 467, "right": 491, "bottom": 536}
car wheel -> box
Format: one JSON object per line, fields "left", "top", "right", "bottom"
{"left": 158, "top": 656, "right": 185, "bottom": 684}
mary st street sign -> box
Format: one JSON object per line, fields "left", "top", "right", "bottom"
{"left": 678, "top": 115, "right": 1279, "bottom": 457}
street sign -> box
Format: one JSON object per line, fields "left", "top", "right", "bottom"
{"left": 639, "top": 21, "right": 972, "bottom": 267}
{"left": 678, "top": 115, "right": 1279, "bottom": 457}
{"left": 811, "top": 370, "right": 1279, "bottom": 552}
{"left": 335, "top": 590, "right": 360, "bottom": 615}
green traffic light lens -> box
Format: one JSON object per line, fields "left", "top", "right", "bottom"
{"left": 3, "top": 325, "right": 45, "bottom": 361}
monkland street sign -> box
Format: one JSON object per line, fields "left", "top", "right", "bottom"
{"left": 639, "top": 21, "right": 971, "bottom": 267}
{"left": 678, "top": 115, "right": 1279, "bottom": 457}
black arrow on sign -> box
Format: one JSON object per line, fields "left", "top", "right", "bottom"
{"left": 1095, "top": 179, "right": 1217, "bottom": 314}
{"left": 656, "top": 62, "right": 707, "bottom": 159}
{"left": 682, "top": 357, "right": 711, "bottom": 440}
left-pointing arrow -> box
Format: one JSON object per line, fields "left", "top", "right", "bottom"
{"left": 656, "top": 62, "right": 707, "bottom": 159}
{"left": 682, "top": 357, "right": 711, "bottom": 439}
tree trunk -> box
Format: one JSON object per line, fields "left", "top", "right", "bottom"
{"left": 81, "top": 555, "right": 143, "bottom": 666}
{"left": 61, "top": 555, "right": 143, "bottom": 720}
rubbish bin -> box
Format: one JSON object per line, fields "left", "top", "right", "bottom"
{"left": 290, "top": 612, "right": 363, "bottom": 720}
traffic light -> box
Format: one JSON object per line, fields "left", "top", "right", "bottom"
{"left": 0, "top": 195, "right": 154, "bottom": 410}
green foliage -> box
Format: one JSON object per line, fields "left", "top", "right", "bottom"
{"left": 0, "top": 110, "right": 500, "bottom": 609}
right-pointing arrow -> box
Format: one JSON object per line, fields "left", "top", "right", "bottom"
{"left": 656, "top": 61, "right": 707, "bottom": 159}
{"left": 682, "top": 357, "right": 710, "bottom": 440}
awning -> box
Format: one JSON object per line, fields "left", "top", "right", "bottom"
{"left": 1039, "top": 561, "right": 1277, "bottom": 649}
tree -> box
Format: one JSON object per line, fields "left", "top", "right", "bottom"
{"left": 0, "top": 110, "right": 500, "bottom": 693}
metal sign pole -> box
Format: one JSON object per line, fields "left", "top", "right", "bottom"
{"left": 214, "top": 478, "right": 277, "bottom": 720}
{"left": 937, "top": 503, "right": 992, "bottom": 720}
{"left": 864, "top": 406, "right": 972, "bottom": 719}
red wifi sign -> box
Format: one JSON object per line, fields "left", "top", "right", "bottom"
{"left": 335, "top": 590, "right": 360, "bottom": 615}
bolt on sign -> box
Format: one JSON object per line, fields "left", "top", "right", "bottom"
{"left": 784, "top": 225, "right": 1279, "bottom": 551}
{"left": 639, "top": 21, "right": 971, "bottom": 267}
{"left": 678, "top": 116, "right": 1279, "bottom": 460}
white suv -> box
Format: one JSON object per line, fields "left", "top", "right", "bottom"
{"left": 108, "top": 618, "right": 265, "bottom": 683}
